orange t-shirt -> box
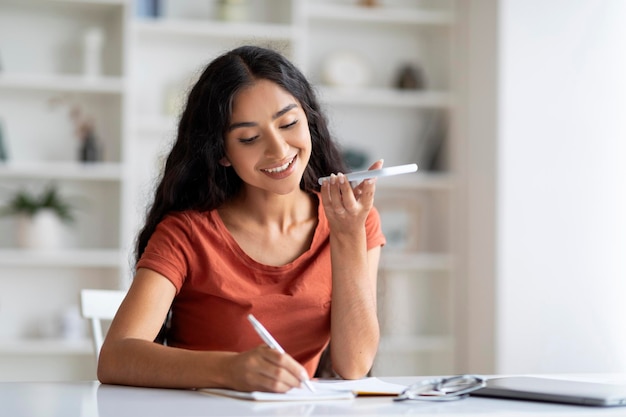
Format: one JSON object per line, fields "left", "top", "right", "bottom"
{"left": 136, "top": 193, "right": 386, "bottom": 376}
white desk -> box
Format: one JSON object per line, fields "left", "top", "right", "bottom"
{"left": 3, "top": 376, "right": 626, "bottom": 417}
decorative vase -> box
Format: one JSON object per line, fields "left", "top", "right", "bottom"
{"left": 16, "top": 210, "right": 65, "bottom": 250}
{"left": 80, "top": 132, "right": 100, "bottom": 162}
{"left": 0, "top": 119, "right": 7, "bottom": 161}
{"left": 218, "top": 0, "right": 249, "bottom": 22}
{"left": 322, "top": 51, "right": 371, "bottom": 88}
{"left": 135, "top": 0, "right": 161, "bottom": 18}
{"left": 83, "top": 27, "right": 105, "bottom": 78}
{"left": 395, "top": 64, "right": 425, "bottom": 90}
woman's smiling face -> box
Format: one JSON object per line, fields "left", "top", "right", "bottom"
{"left": 222, "top": 79, "right": 312, "bottom": 195}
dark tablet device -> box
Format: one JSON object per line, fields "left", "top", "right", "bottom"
{"left": 472, "top": 376, "right": 626, "bottom": 407}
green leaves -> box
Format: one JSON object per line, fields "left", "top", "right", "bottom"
{"left": 0, "top": 185, "right": 75, "bottom": 223}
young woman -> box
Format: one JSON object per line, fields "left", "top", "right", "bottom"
{"left": 98, "top": 45, "right": 385, "bottom": 393}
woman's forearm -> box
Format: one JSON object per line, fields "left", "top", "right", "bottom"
{"left": 329, "top": 230, "right": 381, "bottom": 379}
{"left": 98, "top": 338, "right": 233, "bottom": 389}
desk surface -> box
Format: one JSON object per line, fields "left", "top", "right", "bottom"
{"left": 3, "top": 376, "right": 626, "bottom": 417}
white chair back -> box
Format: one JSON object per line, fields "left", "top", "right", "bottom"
{"left": 80, "top": 289, "right": 126, "bottom": 360}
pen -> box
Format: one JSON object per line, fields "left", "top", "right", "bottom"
{"left": 247, "top": 314, "right": 316, "bottom": 393}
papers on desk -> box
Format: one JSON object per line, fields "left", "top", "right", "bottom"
{"left": 314, "top": 377, "right": 406, "bottom": 396}
{"left": 201, "top": 387, "right": 354, "bottom": 401}
{"left": 200, "top": 377, "right": 406, "bottom": 402}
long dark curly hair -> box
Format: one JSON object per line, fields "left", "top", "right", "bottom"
{"left": 135, "top": 45, "right": 346, "bottom": 264}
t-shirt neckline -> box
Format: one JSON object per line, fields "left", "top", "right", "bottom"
{"left": 210, "top": 193, "right": 327, "bottom": 272}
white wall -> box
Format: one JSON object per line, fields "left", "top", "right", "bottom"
{"left": 497, "top": 0, "right": 626, "bottom": 373}
{"left": 454, "top": 0, "right": 499, "bottom": 375}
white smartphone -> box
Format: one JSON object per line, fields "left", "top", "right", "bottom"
{"left": 317, "top": 163, "right": 418, "bottom": 185}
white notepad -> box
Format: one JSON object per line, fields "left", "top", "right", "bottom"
{"left": 200, "top": 377, "right": 406, "bottom": 402}
{"left": 200, "top": 386, "right": 354, "bottom": 402}
{"left": 313, "top": 377, "right": 406, "bottom": 396}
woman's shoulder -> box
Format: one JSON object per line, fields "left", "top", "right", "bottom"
{"left": 161, "top": 209, "right": 215, "bottom": 222}
{"left": 157, "top": 209, "right": 221, "bottom": 233}
{"left": 151, "top": 210, "right": 226, "bottom": 257}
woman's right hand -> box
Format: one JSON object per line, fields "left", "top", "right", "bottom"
{"left": 224, "top": 345, "right": 310, "bottom": 393}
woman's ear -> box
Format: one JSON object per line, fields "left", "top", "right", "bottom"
{"left": 219, "top": 157, "right": 231, "bottom": 167}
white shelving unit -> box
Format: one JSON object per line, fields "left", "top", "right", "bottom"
{"left": 0, "top": 0, "right": 130, "bottom": 381}
{"left": 0, "top": 161, "right": 124, "bottom": 180}
{"left": 0, "top": 249, "right": 122, "bottom": 268}
{"left": 317, "top": 87, "right": 452, "bottom": 109}
{"left": 0, "top": 0, "right": 461, "bottom": 380}
{"left": 0, "top": 338, "right": 93, "bottom": 356}
{"left": 133, "top": 17, "right": 294, "bottom": 39}
{"left": 0, "top": 73, "right": 124, "bottom": 94}
{"left": 305, "top": 2, "right": 453, "bottom": 24}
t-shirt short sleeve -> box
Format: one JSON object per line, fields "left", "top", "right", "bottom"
{"left": 136, "top": 213, "right": 193, "bottom": 293}
{"left": 366, "top": 206, "right": 386, "bottom": 250}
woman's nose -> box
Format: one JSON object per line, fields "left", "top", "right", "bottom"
{"left": 264, "top": 130, "right": 289, "bottom": 159}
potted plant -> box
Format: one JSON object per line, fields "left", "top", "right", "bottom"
{"left": 0, "top": 184, "right": 75, "bottom": 249}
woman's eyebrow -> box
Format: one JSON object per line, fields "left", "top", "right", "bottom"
{"left": 273, "top": 103, "right": 297, "bottom": 119}
{"left": 228, "top": 103, "right": 298, "bottom": 132}
{"left": 227, "top": 121, "right": 255, "bottom": 131}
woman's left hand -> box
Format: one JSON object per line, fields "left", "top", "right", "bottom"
{"left": 319, "top": 159, "right": 384, "bottom": 379}
{"left": 320, "top": 159, "right": 383, "bottom": 235}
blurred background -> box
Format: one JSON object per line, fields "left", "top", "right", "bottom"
{"left": 0, "top": 0, "right": 624, "bottom": 381}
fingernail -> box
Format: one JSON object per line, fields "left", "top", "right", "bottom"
{"left": 338, "top": 173, "right": 345, "bottom": 184}
{"left": 330, "top": 173, "right": 337, "bottom": 185}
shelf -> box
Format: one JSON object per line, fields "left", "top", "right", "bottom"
{"left": 379, "top": 335, "right": 453, "bottom": 353}
{"left": 317, "top": 86, "right": 452, "bottom": 108}
{"left": 0, "top": 73, "right": 124, "bottom": 95}
{"left": 307, "top": 4, "right": 453, "bottom": 25}
{"left": 0, "top": 249, "right": 122, "bottom": 267}
{"left": 10, "top": 0, "right": 125, "bottom": 6}
{"left": 0, "top": 162, "right": 123, "bottom": 181}
{"left": 134, "top": 19, "right": 294, "bottom": 41}
{"left": 1, "top": 0, "right": 126, "bottom": 14}
{"left": 0, "top": 338, "right": 93, "bottom": 356}
{"left": 57, "top": 0, "right": 125, "bottom": 5}
{"left": 380, "top": 253, "right": 453, "bottom": 272}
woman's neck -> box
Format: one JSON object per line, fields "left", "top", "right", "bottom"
{"left": 221, "top": 187, "right": 315, "bottom": 233}
{"left": 217, "top": 188, "right": 319, "bottom": 266}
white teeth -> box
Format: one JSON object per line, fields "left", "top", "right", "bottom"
{"left": 264, "top": 159, "right": 293, "bottom": 173}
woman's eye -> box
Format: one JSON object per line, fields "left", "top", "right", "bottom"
{"left": 239, "top": 136, "right": 258, "bottom": 144}
{"left": 281, "top": 120, "right": 298, "bottom": 129}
